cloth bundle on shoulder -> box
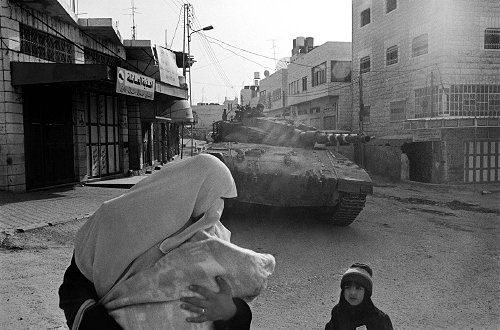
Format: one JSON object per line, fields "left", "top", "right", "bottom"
{"left": 74, "top": 154, "right": 275, "bottom": 330}
{"left": 103, "top": 229, "right": 274, "bottom": 330}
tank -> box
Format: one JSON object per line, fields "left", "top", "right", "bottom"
{"left": 203, "top": 111, "right": 373, "bottom": 226}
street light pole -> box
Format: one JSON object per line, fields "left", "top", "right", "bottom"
{"left": 187, "top": 24, "right": 213, "bottom": 156}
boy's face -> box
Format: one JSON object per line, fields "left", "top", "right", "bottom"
{"left": 343, "top": 282, "right": 365, "bottom": 306}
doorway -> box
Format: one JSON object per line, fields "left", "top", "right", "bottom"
{"left": 23, "top": 85, "right": 75, "bottom": 189}
{"left": 402, "top": 142, "right": 433, "bottom": 183}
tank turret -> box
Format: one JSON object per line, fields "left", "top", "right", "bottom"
{"left": 204, "top": 113, "right": 373, "bottom": 226}
{"left": 213, "top": 116, "right": 372, "bottom": 148}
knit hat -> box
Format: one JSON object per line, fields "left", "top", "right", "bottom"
{"left": 340, "top": 263, "right": 373, "bottom": 294}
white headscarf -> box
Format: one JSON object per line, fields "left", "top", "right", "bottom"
{"left": 74, "top": 154, "right": 237, "bottom": 297}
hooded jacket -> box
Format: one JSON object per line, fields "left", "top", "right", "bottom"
{"left": 325, "top": 290, "right": 393, "bottom": 330}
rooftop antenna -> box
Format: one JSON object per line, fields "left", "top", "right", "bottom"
{"left": 129, "top": 0, "right": 138, "bottom": 39}
{"left": 268, "top": 39, "right": 277, "bottom": 69}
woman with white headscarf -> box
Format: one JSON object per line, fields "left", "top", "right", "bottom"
{"left": 59, "top": 154, "right": 275, "bottom": 330}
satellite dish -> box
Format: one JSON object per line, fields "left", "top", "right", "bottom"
{"left": 331, "top": 61, "right": 352, "bottom": 82}
{"left": 264, "top": 70, "right": 270, "bottom": 77}
{"left": 276, "top": 57, "right": 290, "bottom": 70}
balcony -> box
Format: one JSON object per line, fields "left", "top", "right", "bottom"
{"left": 15, "top": 0, "right": 78, "bottom": 25}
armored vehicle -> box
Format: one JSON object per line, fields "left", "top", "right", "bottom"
{"left": 203, "top": 115, "right": 373, "bottom": 226}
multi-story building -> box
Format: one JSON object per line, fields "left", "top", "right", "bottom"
{"left": 240, "top": 72, "right": 261, "bottom": 108}
{"left": 249, "top": 38, "right": 353, "bottom": 131}
{"left": 0, "top": 0, "right": 188, "bottom": 192}
{"left": 258, "top": 68, "right": 287, "bottom": 117}
{"left": 352, "top": 0, "right": 500, "bottom": 183}
{"left": 287, "top": 38, "right": 352, "bottom": 130}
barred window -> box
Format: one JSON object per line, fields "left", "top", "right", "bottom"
{"left": 360, "top": 56, "right": 371, "bottom": 73}
{"left": 310, "top": 107, "right": 320, "bottom": 114}
{"left": 360, "top": 8, "right": 371, "bottom": 27}
{"left": 386, "top": 45, "right": 399, "bottom": 66}
{"left": 484, "top": 28, "right": 500, "bottom": 50}
{"left": 386, "top": 0, "right": 397, "bottom": 13}
{"left": 412, "top": 34, "right": 428, "bottom": 57}
{"left": 312, "top": 62, "right": 326, "bottom": 86}
{"left": 289, "top": 80, "right": 299, "bottom": 95}
{"left": 20, "top": 24, "right": 74, "bottom": 63}
{"left": 84, "top": 47, "right": 120, "bottom": 67}
{"left": 390, "top": 100, "right": 405, "bottom": 121}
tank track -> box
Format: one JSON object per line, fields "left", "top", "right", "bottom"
{"left": 330, "top": 192, "right": 367, "bottom": 226}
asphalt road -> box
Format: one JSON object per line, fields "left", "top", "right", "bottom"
{"left": 1, "top": 180, "right": 499, "bottom": 330}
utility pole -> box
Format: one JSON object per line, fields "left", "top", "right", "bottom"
{"left": 430, "top": 71, "right": 434, "bottom": 117}
{"left": 130, "top": 0, "right": 137, "bottom": 39}
{"left": 358, "top": 72, "right": 365, "bottom": 167}
{"left": 358, "top": 72, "right": 364, "bottom": 132}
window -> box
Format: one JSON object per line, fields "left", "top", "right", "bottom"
{"left": 386, "top": 45, "right": 399, "bottom": 66}
{"left": 302, "top": 77, "right": 308, "bottom": 91}
{"left": 360, "top": 8, "right": 370, "bottom": 27}
{"left": 415, "top": 86, "right": 443, "bottom": 117}
{"left": 20, "top": 24, "right": 74, "bottom": 63}
{"left": 386, "top": 0, "right": 397, "bottom": 13}
{"left": 310, "top": 107, "right": 320, "bottom": 114}
{"left": 412, "top": 34, "right": 428, "bottom": 57}
{"left": 289, "top": 80, "right": 299, "bottom": 95}
{"left": 390, "top": 100, "right": 406, "bottom": 121}
{"left": 448, "top": 84, "right": 500, "bottom": 117}
{"left": 360, "top": 56, "right": 371, "bottom": 73}
{"left": 85, "top": 48, "right": 120, "bottom": 66}
{"left": 312, "top": 62, "right": 326, "bottom": 86}
{"left": 484, "top": 28, "right": 500, "bottom": 50}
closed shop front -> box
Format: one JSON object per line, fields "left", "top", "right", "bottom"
{"left": 464, "top": 140, "right": 500, "bottom": 183}
{"left": 87, "top": 93, "right": 121, "bottom": 179}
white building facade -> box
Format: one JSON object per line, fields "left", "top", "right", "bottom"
{"left": 353, "top": 0, "right": 500, "bottom": 183}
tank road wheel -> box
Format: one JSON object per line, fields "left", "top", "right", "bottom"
{"left": 314, "top": 192, "right": 367, "bottom": 226}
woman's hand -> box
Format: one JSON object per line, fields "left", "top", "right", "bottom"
{"left": 180, "top": 276, "right": 237, "bottom": 323}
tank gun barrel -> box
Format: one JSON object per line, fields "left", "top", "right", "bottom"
{"left": 298, "top": 131, "right": 371, "bottom": 147}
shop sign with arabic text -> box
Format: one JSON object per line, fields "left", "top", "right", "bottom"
{"left": 116, "top": 67, "right": 155, "bottom": 100}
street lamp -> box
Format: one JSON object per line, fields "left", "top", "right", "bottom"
{"left": 187, "top": 25, "right": 213, "bottom": 155}
{"left": 187, "top": 25, "right": 213, "bottom": 106}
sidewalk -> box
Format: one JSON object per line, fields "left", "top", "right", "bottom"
{"left": 0, "top": 146, "right": 209, "bottom": 234}
{"left": 0, "top": 177, "right": 143, "bottom": 234}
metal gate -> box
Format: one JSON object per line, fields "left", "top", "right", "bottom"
{"left": 87, "top": 93, "right": 120, "bottom": 178}
{"left": 464, "top": 140, "right": 499, "bottom": 183}
{"left": 23, "top": 86, "right": 75, "bottom": 189}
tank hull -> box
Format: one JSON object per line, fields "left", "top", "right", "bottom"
{"left": 203, "top": 142, "right": 372, "bottom": 225}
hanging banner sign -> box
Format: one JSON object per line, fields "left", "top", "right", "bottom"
{"left": 116, "top": 67, "right": 155, "bottom": 100}
{"left": 155, "top": 46, "right": 180, "bottom": 87}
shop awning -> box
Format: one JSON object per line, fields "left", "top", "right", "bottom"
{"left": 11, "top": 62, "right": 114, "bottom": 86}
{"left": 161, "top": 100, "right": 194, "bottom": 123}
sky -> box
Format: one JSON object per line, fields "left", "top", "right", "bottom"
{"left": 77, "top": 0, "right": 352, "bottom": 105}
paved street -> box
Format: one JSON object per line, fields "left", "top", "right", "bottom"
{"left": 1, "top": 178, "right": 499, "bottom": 329}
